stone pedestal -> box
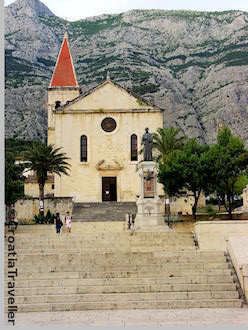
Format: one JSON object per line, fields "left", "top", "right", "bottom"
{"left": 135, "top": 161, "right": 170, "bottom": 231}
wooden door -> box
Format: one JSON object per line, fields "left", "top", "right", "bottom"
{"left": 102, "top": 177, "right": 117, "bottom": 201}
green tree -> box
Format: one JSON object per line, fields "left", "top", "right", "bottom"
{"left": 24, "top": 143, "right": 71, "bottom": 215}
{"left": 234, "top": 175, "right": 248, "bottom": 195}
{"left": 5, "top": 152, "right": 25, "bottom": 220}
{"left": 153, "top": 127, "right": 185, "bottom": 218}
{"left": 153, "top": 127, "right": 185, "bottom": 164}
{"left": 206, "top": 127, "right": 248, "bottom": 219}
{"left": 158, "top": 139, "right": 211, "bottom": 219}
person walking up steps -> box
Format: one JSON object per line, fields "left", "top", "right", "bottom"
{"left": 55, "top": 212, "right": 63, "bottom": 235}
{"left": 65, "top": 211, "right": 72, "bottom": 233}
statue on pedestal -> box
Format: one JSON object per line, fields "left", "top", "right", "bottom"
{"left": 134, "top": 128, "right": 170, "bottom": 231}
{"left": 141, "top": 128, "right": 153, "bottom": 161}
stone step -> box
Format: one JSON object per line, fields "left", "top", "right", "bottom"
{"left": 10, "top": 244, "right": 196, "bottom": 250}
{"left": 5, "top": 221, "right": 243, "bottom": 312}
{"left": 12, "top": 246, "right": 196, "bottom": 253}
{"left": 7, "top": 222, "right": 193, "bottom": 234}
{"left": 9, "top": 235, "right": 194, "bottom": 240}
{"left": 8, "top": 230, "right": 193, "bottom": 236}
{"left": 11, "top": 239, "right": 195, "bottom": 244}
{"left": 72, "top": 202, "right": 137, "bottom": 221}
{"left": 5, "top": 253, "right": 226, "bottom": 264}
{"left": 7, "top": 267, "right": 232, "bottom": 277}
{"left": 9, "top": 299, "right": 242, "bottom": 313}
{"left": 6, "top": 255, "right": 229, "bottom": 268}
{"left": 7, "top": 274, "right": 235, "bottom": 287}
{"left": 9, "top": 236, "right": 194, "bottom": 243}
{"left": 5, "top": 252, "right": 227, "bottom": 264}
{"left": 9, "top": 228, "right": 192, "bottom": 235}
{"left": 9, "top": 248, "right": 198, "bottom": 255}
{"left": 10, "top": 266, "right": 230, "bottom": 276}
{"left": 6, "top": 291, "right": 239, "bottom": 305}
{"left": 6, "top": 283, "right": 237, "bottom": 296}
{"left": 10, "top": 240, "right": 195, "bottom": 245}
{"left": 5, "top": 250, "right": 225, "bottom": 258}
{"left": 12, "top": 253, "right": 228, "bottom": 264}
{"left": 12, "top": 258, "right": 229, "bottom": 271}
{"left": 8, "top": 222, "right": 125, "bottom": 233}
{"left": 16, "top": 236, "right": 198, "bottom": 242}
{"left": 11, "top": 235, "right": 193, "bottom": 246}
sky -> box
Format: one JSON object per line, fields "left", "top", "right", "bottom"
{"left": 4, "top": 0, "right": 248, "bottom": 21}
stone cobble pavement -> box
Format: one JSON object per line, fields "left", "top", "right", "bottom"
{"left": 8, "top": 307, "right": 248, "bottom": 327}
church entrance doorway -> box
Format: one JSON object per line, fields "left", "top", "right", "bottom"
{"left": 102, "top": 177, "right": 117, "bottom": 201}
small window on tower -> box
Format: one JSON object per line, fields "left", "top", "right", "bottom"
{"left": 131, "top": 134, "right": 138, "bottom": 161}
{"left": 55, "top": 101, "right": 61, "bottom": 109}
{"left": 80, "top": 135, "right": 87, "bottom": 162}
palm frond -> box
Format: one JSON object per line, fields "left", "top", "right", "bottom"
{"left": 24, "top": 143, "right": 71, "bottom": 184}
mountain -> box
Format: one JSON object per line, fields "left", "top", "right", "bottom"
{"left": 6, "top": 0, "right": 54, "bottom": 18}
{"left": 5, "top": 0, "right": 248, "bottom": 143}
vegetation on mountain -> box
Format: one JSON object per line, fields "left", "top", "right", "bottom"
{"left": 4, "top": 0, "right": 248, "bottom": 142}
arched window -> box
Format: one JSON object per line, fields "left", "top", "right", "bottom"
{"left": 131, "top": 134, "right": 138, "bottom": 161}
{"left": 80, "top": 135, "right": 87, "bottom": 162}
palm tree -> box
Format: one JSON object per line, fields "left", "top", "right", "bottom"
{"left": 153, "top": 127, "right": 185, "bottom": 164}
{"left": 24, "top": 143, "right": 70, "bottom": 215}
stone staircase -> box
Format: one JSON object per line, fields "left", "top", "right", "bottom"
{"left": 72, "top": 202, "right": 137, "bottom": 221}
{"left": 4, "top": 222, "right": 244, "bottom": 312}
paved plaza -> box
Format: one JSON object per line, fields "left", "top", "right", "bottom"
{"left": 11, "top": 307, "right": 248, "bottom": 327}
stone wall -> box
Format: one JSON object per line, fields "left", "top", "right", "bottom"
{"left": 15, "top": 197, "right": 73, "bottom": 222}
{"left": 243, "top": 185, "right": 248, "bottom": 211}
{"left": 227, "top": 236, "right": 248, "bottom": 302}
{"left": 194, "top": 220, "right": 248, "bottom": 251}
{"left": 24, "top": 182, "right": 54, "bottom": 198}
{"left": 167, "top": 193, "right": 206, "bottom": 216}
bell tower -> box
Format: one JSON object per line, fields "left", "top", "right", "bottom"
{"left": 47, "top": 32, "right": 80, "bottom": 145}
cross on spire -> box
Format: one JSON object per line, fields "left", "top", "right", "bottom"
{"left": 106, "top": 71, "right": 111, "bottom": 80}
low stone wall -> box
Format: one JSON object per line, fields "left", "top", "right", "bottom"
{"left": 243, "top": 185, "right": 248, "bottom": 211}
{"left": 194, "top": 220, "right": 248, "bottom": 251}
{"left": 15, "top": 197, "right": 73, "bottom": 222}
{"left": 160, "top": 193, "right": 206, "bottom": 216}
{"left": 213, "top": 213, "right": 248, "bottom": 220}
{"left": 227, "top": 236, "right": 248, "bottom": 302}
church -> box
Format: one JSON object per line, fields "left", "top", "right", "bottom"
{"left": 23, "top": 33, "right": 205, "bottom": 215}
{"left": 47, "top": 33, "right": 164, "bottom": 203}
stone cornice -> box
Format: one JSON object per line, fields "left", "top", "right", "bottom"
{"left": 53, "top": 108, "right": 163, "bottom": 114}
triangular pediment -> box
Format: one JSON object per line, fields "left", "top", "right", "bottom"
{"left": 61, "top": 80, "right": 160, "bottom": 112}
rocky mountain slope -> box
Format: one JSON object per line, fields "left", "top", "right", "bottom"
{"left": 5, "top": 0, "right": 248, "bottom": 143}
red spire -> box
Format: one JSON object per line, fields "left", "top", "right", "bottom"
{"left": 49, "top": 33, "right": 78, "bottom": 88}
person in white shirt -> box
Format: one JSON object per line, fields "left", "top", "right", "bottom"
{"left": 64, "top": 211, "right": 72, "bottom": 233}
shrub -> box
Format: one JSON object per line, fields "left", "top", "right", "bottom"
{"left": 206, "top": 205, "right": 217, "bottom": 217}
{"left": 33, "top": 213, "right": 46, "bottom": 224}
{"left": 33, "top": 210, "right": 55, "bottom": 224}
{"left": 45, "top": 209, "right": 55, "bottom": 224}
